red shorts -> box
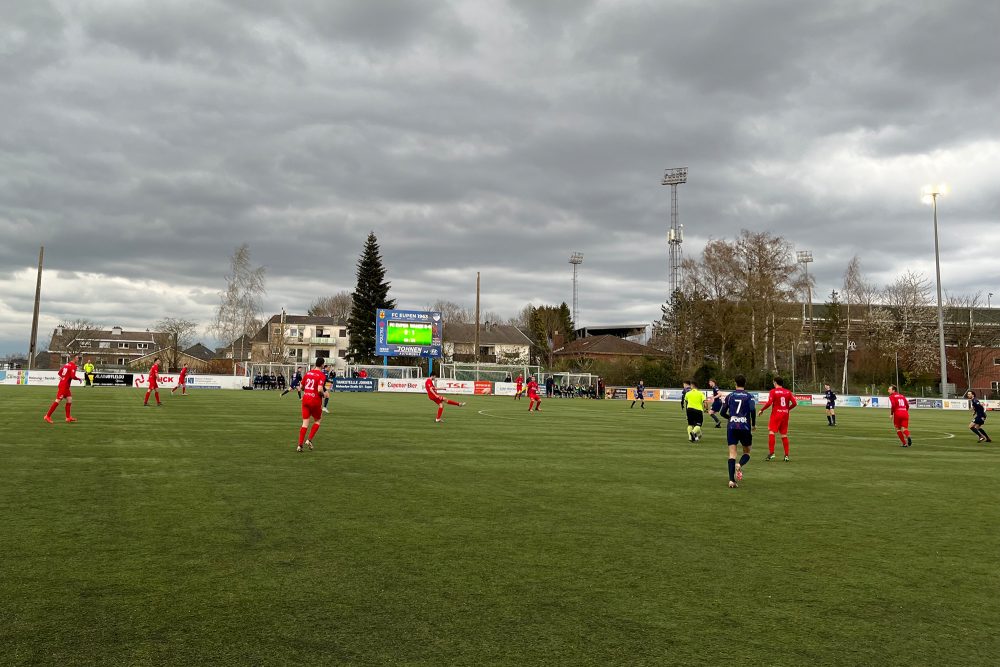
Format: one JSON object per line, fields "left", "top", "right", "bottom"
{"left": 301, "top": 401, "right": 323, "bottom": 420}
{"left": 428, "top": 394, "right": 443, "bottom": 405}
{"left": 893, "top": 413, "right": 909, "bottom": 429}
{"left": 148, "top": 382, "right": 158, "bottom": 390}
{"left": 528, "top": 392, "right": 540, "bottom": 401}
{"left": 178, "top": 377, "right": 187, "bottom": 386}
{"left": 768, "top": 413, "right": 789, "bottom": 435}
{"left": 56, "top": 385, "right": 71, "bottom": 400}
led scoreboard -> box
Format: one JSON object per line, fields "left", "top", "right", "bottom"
{"left": 375, "top": 309, "right": 443, "bottom": 358}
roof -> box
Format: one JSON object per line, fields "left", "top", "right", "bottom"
{"left": 217, "top": 334, "right": 254, "bottom": 359}
{"left": 252, "top": 314, "right": 347, "bottom": 342}
{"left": 443, "top": 323, "right": 533, "bottom": 346}
{"left": 183, "top": 343, "right": 215, "bottom": 362}
{"left": 575, "top": 324, "right": 649, "bottom": 339}
{"left": 47, "top": 327, "right": 166, "bottom": 351}
{"left": 554, "top": 334, "right": 667, "bottom": 358}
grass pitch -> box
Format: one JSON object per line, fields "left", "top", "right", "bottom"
{"left": 1, "top": 386, "right": 998, "bottom": 666}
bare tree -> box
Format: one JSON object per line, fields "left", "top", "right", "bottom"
{"left": 507, "top": 304, "right": 534, "bottom": 328}
{"left": 840, "top": 256, "right": 863, "bottom": 393}
{"left": 211, "top": 244, "right": 266, "bottom": 363}
{"left": 155, "top": 318, "right": 199, "bottom": 371}
{"left": 430, "top": 300, "right": 473, "bottom": 324}
{"left": 308, "top": 291, "right": 353, "bottom": 321}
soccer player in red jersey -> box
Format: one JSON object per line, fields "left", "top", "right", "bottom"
{"left": 298, "top": 357, "right": 330, "bottom": 451}
{"left": 171, "top": 365, "right": 188, "bottom": 395}
{"left": 758, "top": 376, "right": 797, "bottom": 461}
{"left": 888, "top": 384, "right": 912, "bottom": 447}
{"left": 143, "top": 357, "right": 163, "bottom": 406}
{"left": 425, "top": 374, "right": 465, "bottom": 422}
{"left": 44, "top": 353, "right": 81, "bottom": 423}
{"left": 514, "top": 374, "right": 524, "bottom": 400}
{"left": 527, "top": 376, "right": 541, "bottom": 412}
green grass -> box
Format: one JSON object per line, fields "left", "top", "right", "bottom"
{"left": 1, "top": 386, "right": 998, "bottom": 666}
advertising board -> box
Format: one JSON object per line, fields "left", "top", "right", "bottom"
{"left": 375, "top": 309, "right": 443, "bottom": 359}
{"left": 1, "top": 370, "right": 62, "bottom": 386}
{"left": 92, "top": 373, "right": 133, "bottom": 387}
{"left": 333, "top": 378, "right": 378, "bottom": 392}
{"left": 607, "top": 387, "right": 628, "bottom": 400}
{"left": 494, "top": 382, "right": 518, "bottom": 396}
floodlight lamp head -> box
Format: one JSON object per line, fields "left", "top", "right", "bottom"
{"left": 661, "top": 167, "right": 688, "bottom": 185}
{"left": 569, "top": 252, "right": 584, "bottom": 265}
{"left": 796, "top": 250, "right": 813, "bottom": 263}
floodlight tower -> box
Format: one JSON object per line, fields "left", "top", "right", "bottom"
{"left": 569, "top": 252, "right": 584, "bottom": 325}
{"left": 662, "top": 167, "right": 688, "bottom": 297}
{"left": 797, "top": 250, "right": 816, "bottom": 385}
{"left": 921, "top": 183, "right": 949, "bottom": 398}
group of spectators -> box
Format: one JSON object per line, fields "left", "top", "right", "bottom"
{"left": 252, "top": 373, "right": 286, "bottom": 390}
{"left": 501, "top": 374, "right": 605, "bottom": 399}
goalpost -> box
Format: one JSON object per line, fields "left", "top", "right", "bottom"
{"left": 438, "top": 362, "right": 543, "bottom": 382}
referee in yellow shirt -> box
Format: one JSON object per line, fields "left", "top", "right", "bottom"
{"left": 684, "top": 380, "right": 707, "bottom": 442}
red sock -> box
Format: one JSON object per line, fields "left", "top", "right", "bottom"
{"left": 299, "top": 427, "right": 307, "bottom": 445}
{"left": 144, "top": 390, "right": 150, "bottom": 405}
{"left": 46, "top": 402, "right": 58, "bottom": 418}
{"left": 308, "top": 423, "right": 320, "bottom": 440}
{"left": 904, "top": 429, "right": 910, "bottom": 439}
{"left": 155, "top": 391, "right": 161, "bottom": 405}
{"left": 768, "top": 434, "right": 776, "bottom": 455}
{"left": 782, "top": 437, "right": 789, "bottom": 456}
{"left": 447, "top": 399, "right": 461, "bottom": 406}
{"left": 436, "top": 405, "right": 444, "bottom": 420}
{"left": 65, "top": 403, "right": 72, "bottom": 418}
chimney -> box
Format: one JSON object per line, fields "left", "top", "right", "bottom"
{"left": 55, "top": 325, "right": 64, "bottom": 335}
{"left": 111, "top": 326, "right": 123, "bottom": 336}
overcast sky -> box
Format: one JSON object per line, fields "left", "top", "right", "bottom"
{"left": 2, "top": 0, "right": 998, "bottom": 356}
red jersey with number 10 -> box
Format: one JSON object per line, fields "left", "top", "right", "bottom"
{"left": 761, "top": 387, "right": 797, "bottom": 414}
{"left": 301, "top": 368, "right": 328, "bottom": 403}
{"left": 889, "top": 392, "right": 909, "bottom": 416}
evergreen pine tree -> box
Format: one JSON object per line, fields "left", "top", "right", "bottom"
{"left": 347, "top": 232, "right": 395, "bottom": 363}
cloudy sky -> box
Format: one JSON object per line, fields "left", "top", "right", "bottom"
{"left": 2, "top": 0, "right": 998, "bottom": 356}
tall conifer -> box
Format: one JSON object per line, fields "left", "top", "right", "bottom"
{"left": 347, "top": 232, "right": 395, "bottom": 363}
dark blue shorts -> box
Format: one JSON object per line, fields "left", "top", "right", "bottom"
{"left": 826, "top": 402, "right": 835, "bottom": 410}
{"left": 727, "top": 429, "right": 753, "bottom": 447}
{"left": 973, "top": 415, "right": 986, "bottom": 426}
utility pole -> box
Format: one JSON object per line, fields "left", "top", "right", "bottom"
{"left": 474, "top": 272, "right": 481, "bottom": 363}
{"left": 797, "top": 250, "right": 816, "bottom": 386}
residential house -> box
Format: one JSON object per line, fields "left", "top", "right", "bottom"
{"left": 553, "top": 335, "right": 668, "bottom": 363}
{"left": 42, "top": 325, "right": 170, "bottom": 369}
{"left": 442, "top": 322, "right": 532, "bottom": 364}
{"left": 250, "top": 315, "right": 351, "bottom": 374}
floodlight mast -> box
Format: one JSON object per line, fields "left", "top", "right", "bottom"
{"left": 796, "top": 250, "right": 816, "bottom": 385}
{"left": 569, "top": 252, "right": 584, "bottom": 326}
{"left": 662, "top": 167, "right": 688, "bottom": 298}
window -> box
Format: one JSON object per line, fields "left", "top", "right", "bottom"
{"left": 338, "top": 349, "right": 347, "bottom": 358}
{"left": 316, "top": 349, "right": 331, "bottom": 359}
{"left": 993, "top": 381, "right": 1000, "bottom": 392}
{"left": 316, "top": 327, "right": 329, "bottom": 338}
{"left": 79, "top": 340, "right": 91, "bottom": 348}
{"left": 137, "top": 343, "right": 148, "bottom": 350}
{"left": 118, "top": 342, "right": 129, "bottom": 349}
{"left": 994, "top": 358, "right": 1000, "bottom": 366}
{"left": 339, "top": 329, "right": 348, "bottom": 338}
{"left": 118, "top": 357, "right": 127, "bottom": 365}
{"left": 287, "top": 349, "right": 296, "bottom": 358}
{"left": 99, "top": 342, "right": 110, "bottom": 349}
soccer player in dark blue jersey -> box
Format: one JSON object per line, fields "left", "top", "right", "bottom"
{"left": 322, "top": 367, "right": 336, "bottom": 413}
{"left": 281, "top": 367, "right": 303, "bottom": 399}
{"left": 721, "top": 375, "right": 756, "bottom": 488}
{"left": 965, "top": 391, "right": 992, "bottom": 442}
{"left": 824, "top": 383, "right": 837, "bottom": 426}
{"left": 631, "top": 380, "right": 646, "bottom": 409}
{"left": 707, "top": 379, "right": 723, "bottom": 427}
{"left": 680, "top": 380, "right": 691, "bottom": 413}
